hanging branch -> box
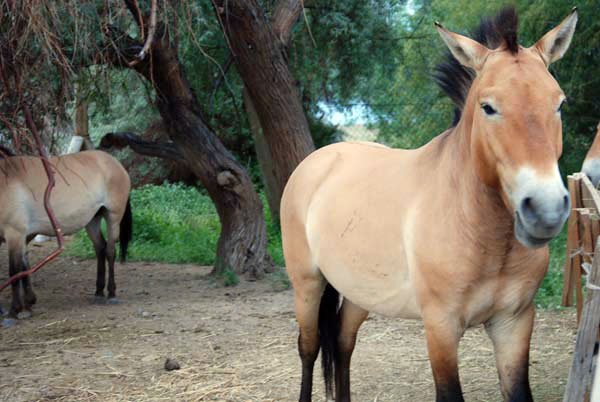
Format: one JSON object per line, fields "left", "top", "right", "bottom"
{"left": 0, "top": 106, "right": 64, "bottom": 293}
{"left": 126, "top": 0, "right": 158, "bottom": 66}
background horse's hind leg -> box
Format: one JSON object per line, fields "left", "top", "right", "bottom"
{"left": 293, "top": 274, "right": 326, "bottom": 402}
{"left": 21, "top": 249, "right": 36, "bottom": 309}
{"left": 6, "top": 235, "right": 26, "bottom": 318}
{"left": 335, "top": 299, "right": 368, "bottom": 402}
{"left": 85, "top": 213, "right": 107, "bottom": 300}
{"left": 484, "top": 306, "right": 534, "bottom": 402}
{"left": 105, "top": 211, "right": 122, "bottom": 301}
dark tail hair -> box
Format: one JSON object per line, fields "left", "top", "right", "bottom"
{"left": 119, "top": 197, "right": 132, "bottom": 263}
{"left": 319, "top": 283, "right": 340, "bottom": 397}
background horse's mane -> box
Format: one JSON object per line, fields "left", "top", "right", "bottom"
{"left": 0, "top": 145, "right": 15, "bottom": 158}
{"left": 434, "top": 6, "right": 520, "bottom": 126}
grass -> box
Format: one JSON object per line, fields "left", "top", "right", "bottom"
{"left": 67, "top": 183, "right": 285, "bottom": 268}
{"left": 536, "top": 226, "right": 568, "bottom": 308}
{"left": 67, "top": 183, "right": 571, "bottom": 306}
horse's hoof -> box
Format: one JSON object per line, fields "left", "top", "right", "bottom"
{"left": 24, "top": 293, "right": 37, "bottom": 306}
{"left": 1, "top": 318, "right": 16, "bottom": 328}
{"left": 93, "top": 296, "right": 107, "bottom": 305}
{"left": 107, "top": 298, "right": 121, "bottom": 305}
{"left": 17, "top": 310, "right": 32, "bottom": 319}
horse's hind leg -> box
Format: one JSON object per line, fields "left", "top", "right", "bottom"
{"left": 21, "top": 249, "right": 36, "bottom": 308}
{"left": 293, "top": 274, "right": 326, "bottom": 402}
{"left": 335, "top": 299, "right": 368, "bottom": 402}
{"left": 6, "top": 235, "right": 26, "bottom": 317}
{"left": 85, "top": 213, "right": 107, "bottom": 300}
{"left": 105, "top": 211, "right": 122, "bottom": 301}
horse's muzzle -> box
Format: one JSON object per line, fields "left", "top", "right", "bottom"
{"left": 514, "top": 191, "right": 570, "bottom": 248}
{"left": 583, "top": 158, "right": 600, "bottom": 188}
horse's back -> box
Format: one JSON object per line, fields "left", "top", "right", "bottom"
{"left": 70, "top": 150, "right": 131, "bottom": 197}
{"left": 281, "top": 142, "right": 422, "bottom": 318}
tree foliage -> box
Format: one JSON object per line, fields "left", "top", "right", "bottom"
{"left": 82, "top": 1, "right": 406, "bottom": 176}
{"left": 371, "top": 0, "right": 600, "bottom": 176}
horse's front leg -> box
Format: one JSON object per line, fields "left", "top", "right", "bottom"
{"left": 485, "top": 305, "right": 534, "bottom": 402}
{"left": 423, "top": 310, "right": 465, "bottom": 402}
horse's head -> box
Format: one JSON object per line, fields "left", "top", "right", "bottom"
{"left": 582, "top": 122, "right": 600, "bottom": 187}
{"left": 436, "top": 8, "right": 577, "bottom": 248}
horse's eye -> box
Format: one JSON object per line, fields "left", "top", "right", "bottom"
{"left": 481, "top": 103, "right": 497, "bottom": 116}
{"left": 557, "top": 100, "right": 566, "bottom": 113}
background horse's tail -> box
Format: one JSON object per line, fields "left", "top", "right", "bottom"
{"left": 119, "top": 197, "right": 133, "bottom": 263}
{"left": 319, "top": 282, "right": 340, "bottom": 397}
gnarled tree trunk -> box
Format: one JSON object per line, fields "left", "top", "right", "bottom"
{"left": 106, "top": 9, "right": 272, "bottom": 279}
{"left": 215, "top": 0, "right": 315, "bottom": 221}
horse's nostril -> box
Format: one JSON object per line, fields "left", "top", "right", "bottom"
{"left": 563, "top": 195, "right": 569, "bottom": 210}
{"left": 521, "top": 197, "right": 534, "bottom": 214}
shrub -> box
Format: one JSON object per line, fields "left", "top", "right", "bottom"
{"left": 67, "top": 183, "right": 285, "bottom": 268}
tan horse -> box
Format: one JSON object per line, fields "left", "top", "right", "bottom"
{"left": 0, "top": 150, "right": 132, "bottom": 318}
{"left": 582, "top": 122, "right": 600, "bottom": 187}
{"left": 281, "top": 7, "right": 577, "bottom": 402}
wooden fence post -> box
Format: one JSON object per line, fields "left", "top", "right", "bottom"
{"left": 563, "top": 175, "right": 600, "bottom": 402}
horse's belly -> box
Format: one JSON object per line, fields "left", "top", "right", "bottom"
{"left": 320, "top": 260, "right": 421, "bottom": 319}
{"left": 28, "top": 196, "right": 103, "bottom": 236}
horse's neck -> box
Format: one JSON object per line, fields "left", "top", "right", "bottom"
{"left": 434, "top": 124, "right": 516, "bottom": 254}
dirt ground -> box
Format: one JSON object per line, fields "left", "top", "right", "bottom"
{"left": 0, "top": 241, "right": 578, "bottom": 402}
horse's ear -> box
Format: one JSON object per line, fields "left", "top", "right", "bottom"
{"left": 435, "top": 22, "right": 490, "bottom": 72}
{"left": 533, "top": 8, "right": 578, "bottom": 66}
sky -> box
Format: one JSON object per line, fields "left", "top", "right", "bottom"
{"left": 320, "top": 102, "right": 371, "bottom": 126}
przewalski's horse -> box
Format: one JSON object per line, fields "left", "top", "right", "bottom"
{"left": 281, "top": 7, "right": 577, "bottom": 402}
{"left": 0, "top": 150, "right": 132, "bottom": 318}
{"left": 582, "top": 122, "right": 600, "bottom": 187}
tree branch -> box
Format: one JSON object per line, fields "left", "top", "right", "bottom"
{"left": 124, "top": 0, "right": 144, "bottom": 31}
{"left": 99, "top": 131, "right": 183, "bottom": 161}
{"left": 272, "top": 0, "right": 304, "bottom": 46}
{"left": 129, "top": 0, "right": 158, "bottom": 66}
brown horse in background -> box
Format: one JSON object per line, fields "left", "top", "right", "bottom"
{"left": 0, "top": 150, "right": 132, "bottom": 318}
{"left": 281, "top": 7, "right": 577, "bottom": 402}
{"left": 582, "top": 122, "right": 600, "bottom": 187}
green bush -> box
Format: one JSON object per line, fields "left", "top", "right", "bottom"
{"left": 67, "top": 183, "right": 285, "bottom": 268}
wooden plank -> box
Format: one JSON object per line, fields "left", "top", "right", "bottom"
{"left": 580, "top": 173, "right": 600, "bottom": 256}
{"left": 569, "top": 178, "right": 583, "bottom": 307}
{"left": 572, "top": 179, "right": 583, "bottom": 313}
{"left": 563, "top": 237, "right": 600, "bottom": 402}
{"left": 577, "top": 210, "right": 593, "bottom": 322}
{"left": 579, "top": 210, "right": 594, "bottom": 265}
{"left": 580, "top": 173, "right": 600, "bottom": 212}
{"left": 563, "top": 176, "right": 580, "bottom": 307}
{"left": 591, "top": 215, "right": 600, "bottom": 253}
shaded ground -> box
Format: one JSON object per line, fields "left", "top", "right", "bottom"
{"left": 0, "top": 241, "right": 578, "bottom": 401}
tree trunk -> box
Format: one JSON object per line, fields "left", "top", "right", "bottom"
{"left": 74, "top": 84, "right": 94, "bottom": 151}
{"left": 106, "top": 23, "right": 272, "bottom": 279}
{"left": 216, "top": 0, "right": 315, "bottom": 221}
{"left": 243, "top": 89, "right": 279, "bottom": 219}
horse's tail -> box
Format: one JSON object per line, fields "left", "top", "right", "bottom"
{"left": 119, "top": 197, "right": 133, "bottom": 263}
{"left": 319, "top": 282, "right": 339, "bottom": 397}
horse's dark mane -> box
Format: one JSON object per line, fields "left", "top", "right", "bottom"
{"left": 434, "top": 6, "right": 520, "bottom": 126}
